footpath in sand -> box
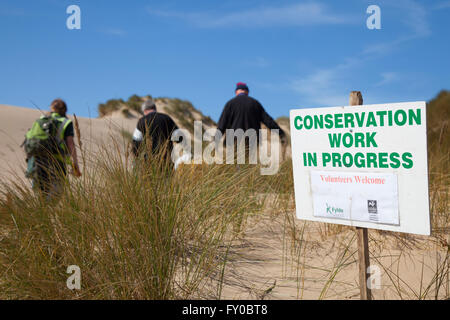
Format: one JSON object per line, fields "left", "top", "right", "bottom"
{"left": 214, "top": 210, "right": 449, "bottom": 300}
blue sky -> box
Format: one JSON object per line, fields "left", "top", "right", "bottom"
{"left": 0, "top": 0, "right": 449, "bottom": 121}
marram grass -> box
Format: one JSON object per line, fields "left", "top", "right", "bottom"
{"left": 0, "top": 143, "right": 265, "bottom": 299}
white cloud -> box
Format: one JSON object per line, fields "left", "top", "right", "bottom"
{"left": 433, "top": 1, "right": 450, "bottom": 10}
{"left": 288, "top": 0, "right": 435, "bottom": 107}
{"left": 244, "top": 57, "right": 270, "bottom": 68}
{"left": 399, "top": 0, "right": 431, "bottom": 37}
{"left": 279, "top": 1, "right": 437, "bottom": 107}
{"left": 0, "top": 6, "right": 26, "bottom": 16}
{"left": 290, "top": 58, "right": 361, "bottom": 107}
{"left": 375, "top": 72, "right": 398, "bottom": 87}
{"left": 147, "top": 3, "right": 356, "bottom": 28}
{"left": 100, "top": 28, "right": 127, "bottom": 36}
{"left": 363, "top": 0, "right": 431, "bottom": 56}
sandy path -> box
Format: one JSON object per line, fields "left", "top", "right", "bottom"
{"left": 215, "top": 211, "right": 449, "bottom": 300}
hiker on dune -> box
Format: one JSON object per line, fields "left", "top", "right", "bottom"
{"left": 132, "top": 99, "right": 181, "bottom": 167}
{"left": 24, "top": 99, "right": 81, "bottom": 199}
{"left": 217, "top": 82, "right": 286, "bottom": 159}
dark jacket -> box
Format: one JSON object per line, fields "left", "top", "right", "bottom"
{"left": 132, "top": 112, "right": 179, "bottom": 158}
{"left": 217, "top": 94, "right": 285, "bottom": 139}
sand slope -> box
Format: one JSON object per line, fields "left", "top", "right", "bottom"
{"left": 0, "top": 104, "right": 137, "bottom": 183}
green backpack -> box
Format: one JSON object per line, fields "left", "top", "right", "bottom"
{"left": 23, "top": 114, "right": 67, "bottom": 178}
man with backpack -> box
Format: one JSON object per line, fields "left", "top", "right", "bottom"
{"left": 24, "top": 99, "right": 81, "bottom": 199}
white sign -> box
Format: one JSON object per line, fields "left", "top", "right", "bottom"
{"left": 311, "top": 170, "right": 399, "bottom": 225}
{"left": 290, "top": 102, "right": 430, "bottom": 235}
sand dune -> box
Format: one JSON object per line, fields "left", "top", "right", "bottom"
{"left": 1, "top": 104, "right": 447, "bottom": 300}
{"left": 0, "top": 103, "right": 289, "bottom": 183}
{"left": 0, "top": 104, "right": 136, "bottom": 183}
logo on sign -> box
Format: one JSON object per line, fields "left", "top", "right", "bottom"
{"left": 368, "top": 200, "right": 378, "bottom": 214}
{"left": 326, "top": 203, "right": 344, "bottom": 215}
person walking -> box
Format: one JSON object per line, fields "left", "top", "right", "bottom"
{"left": 24, "top": 99, "right": 81, "bottom": 199}
{"left": 217, "top": 82, "right": 286, "bottom": 161}
{"left": 132, "top": 99, "right": 180, "bottom": 166}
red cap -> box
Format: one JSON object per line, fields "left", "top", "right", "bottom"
{"left": 236, "top": 82, "right": 249, "bottom": 91}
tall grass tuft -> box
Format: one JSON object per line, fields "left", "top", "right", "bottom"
{"left": 0, "top": 138, "right": 261, "bottom": 299}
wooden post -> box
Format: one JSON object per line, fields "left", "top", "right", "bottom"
{"left": 349, "top": 91, "right": 372, "bottom": 300}
{"left": 349, "top": 91, "right": 363, "bottom": 107}
{"left": 356, "top": 226, "right": 371, "bottom": 300}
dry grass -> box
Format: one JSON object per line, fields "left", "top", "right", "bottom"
{"left": 0, "top": 138, "right": 264, "bottom": 299}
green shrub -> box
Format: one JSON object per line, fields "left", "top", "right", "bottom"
{"left": 98, "top": 99, "right": 125, "bottom": 116}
